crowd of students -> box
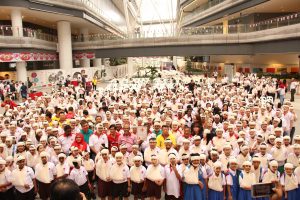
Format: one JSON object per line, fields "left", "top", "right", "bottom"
{"left": 0, "top": 72, "right": 299, "bottom": 200}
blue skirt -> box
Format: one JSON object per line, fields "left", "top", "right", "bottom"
{"left": 184, "top": 184, "right": 203, "bottom": 200}
{"left": 287, "top": 189, "right": 298, "bottom": 200}
{"left": 208, "top": 189, "right": 223, "bottom": 200}
{"left": 238, "top": 188, "right": 253, "bottom": 200}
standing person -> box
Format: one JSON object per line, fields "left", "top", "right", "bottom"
{"left": 80, "top": 120, "right": 93, "bottom": 144}
{"left": 92, "top": 76, "right": 97, "bottom": 90}
{"left": 289, "top": 78, "right": 298, "bottom": 102}
{"left": 183, "top": 153, "right": 205, "bottom": 200}
{"left": 69, "top": 158, "right": 92, "bottom": 200}
{"left": 278, "top": 80, "right": 287, "bottom": 105}
{"left": 109, "top": 152, "right": 130, "bottom": 200}
{"left": 238, "top": 161, "right": 256, "bottom": 200}
{"left": 226, "top": 158, "right": 239, "bottom": 200}
{"left": 145, "top": 154, "right": 165, "bottom": 200}
{"left": 164, "top": 153, "right": 182, "bottom": 200}
{"left": 280, "top": 163, "right": 298, "bottom": 200}
{"left": 55, "top": 153, "right": 70, "bottom": 179}
{"left": 20, "top": 83, "right": 28, "bottom": 99}
{"left": 96, "top": 149, "right": 112, "bottom": 200}
{"left": 35, "top": 151, "right": 57, "bottom": 200}
{"left": 0, "top": 159, "right": 14, "bottom": 200}
{"left": 11, "top": 156, "right": 37, "bottom": 200}
{"left": 130, "top": 156, "right": 146, "bottom": 200}
{"left": 208, "top": 161, "right": 226, "bottom": 200}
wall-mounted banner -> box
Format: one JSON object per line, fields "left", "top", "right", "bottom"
{"left": 73, "top": 52, "right": 95, "bottom": 60}
{"left": 0, "top": 52, "right": 58, "bottom": 62}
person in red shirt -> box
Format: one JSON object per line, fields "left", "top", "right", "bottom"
{"left": 71, "top": 133, "right": 88, "bottom": 152}
{"left": 1, "top": 97, "right": 17, "bottom": 109}
{"left": 107, "top": 124, "right": 120, "bottom": 151}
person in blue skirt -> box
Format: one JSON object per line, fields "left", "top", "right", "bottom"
{"left": 208, "top": 161, "right": 225, "bottom": 200}
{"left": 183, "top": 153, "right": 205, "bottom": 200}
{"left": 280, "top": 163, "right": 298, "bottom": 200}
{"left": 238, "top": 161, "right": 256, "bottom": 200}
{"left": 226, "top": 158, "right": 239, "bottom": 200}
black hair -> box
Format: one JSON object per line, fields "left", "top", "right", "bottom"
{"left": 50, "top": 178, "right": 81, "bottom": 200}
{"left": 64, "top": 125, "right": 71, "bottom": 132}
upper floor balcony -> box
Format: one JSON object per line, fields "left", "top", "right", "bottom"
{"left": 181, "top": 0, "right": 260, "bottom": 27}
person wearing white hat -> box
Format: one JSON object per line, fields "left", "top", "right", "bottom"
{"left": 183, "top": 153, "right": 206, "bottom": 200}
{"left": 280, "top": 163, "right": 298, "bottom": 199}
{"left": 109, "top": 152, "right": 130, "bottom": 200}
{"left": 238, "top": 161, "right": 256, "bottom": 200}
{"left": 89, "top": 123, "right": 108, "bottom": 156}
{"left": 69, "top": 157, "right": 92, "bottom": 200}
{"left": 95, "top": 148, "right": 113, "bottom": 199}
{"left": 66, "top": 146, "right": 81, "bottom": 168}
{"left": 178, "top": 138, "right": 191, "bottom": 161}
{"left": 127, "top": 144, "right": 143, "bottom": 167}
{"left": 11, "top": 155, "right": 37, "bottom": 200}
{"left": 226, "top": 158, "right": 239, "bottom": 200}
{"left": 35, "top": 151, "right": 57, "bottom": 200}
{"left": 145, "top": 154, "right": 165, "bottom": 200}
{"left": 251, "top": 156, "right": 263, "bottom": 183}
{"left": 129, "top": 155, "right": 146, "bottom": 200}
{"left": 14, "top": 142, "right": 26, "bottom": 163}
{"left": 56, "top": 153, "right": 70, "bottom": 179}
{"left": 158, "top": 138, "right": 178, "bottom": 166}
{"left": 270, "top": 137, "right": 287, "bottom": 173}
{"left": 164, "top": 153, "right": 182, "bottom": 199}
{"left": 254, "top": 143, "right": 273, "bottom": 170}
{"left": 0, "top": 159, "right": 14, "bottom": 199}
{"left": 212, "top": 128, "right": 226, "bottom": 153}
{"left": 286, "top": 144, "right": 300, "bottom": 168}
{"left": 236, "top": 145, "right": 251, "bottom": 170}
{"left": 207, "top": 161, "right": 226, "bottom": 200}
{"left": 262, "top": 160, "right": 280, "bottom": 184}
{"left": 25, "top": 145, "right": 39, "bottom": 169}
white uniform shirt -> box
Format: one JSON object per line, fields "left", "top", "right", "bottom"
{"left": 262, "top": 169, "right": 280, "bottom": 183}
{"left": 208, "top": 173, "right": 226, "bottom": 192}
{"left": 89, "top": 133, "right": 108, "bottom": 152}
{"left": 109, "top": 163, "right": 130, "bottom": 184}
{"left": 0, "top": 168, "right": 13, "bottom": 190}
{"left": 164, "top": 164, "right": 182, "bottom": 198}
{"left": 58, "top": 134, "right": 75, "bottom": 154}
{"left": 69, "top": 166, "right": 88, "bottom": 186}
{"left": 294, "top": 166, "right": 300, "bottom": 183}
{"left": 145, "top": 164, "right": 165, "bottom": 182}
{"left": 286, "top": 152, "right": 300, "bottom": 168}
{"left": 96, "top": 158, "right": 112, "bottom": 181}
{"left": 280, "top": 173, "right": 298, "bottom": 191}
{"left": 82, "top": 159, "right": 95, "bottom": 172}
{"left": 144, "top": 147, "right": 160, "bottom": 166}
{"left": 35, "top": 162, "right": 57, "bottom": 183}
{"left": 239, "top": 171, "right": 256, "bottom": 188}
{"left": 158, "top": 148, "right": 178, "bottom": 166}
{"left": 56, "top": 162, "right": 70, "bottom": 178}
{"left": 11, "top": 166, "right": 35, "bottom": 193}
{"left": 130, "top": 165, "right": 146, "bottom": 183}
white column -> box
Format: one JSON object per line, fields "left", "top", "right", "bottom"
{"left": 11, "top": 9, "right": 23, "bottom": 37}
{"left": 93, "top": 58, "right": 102, "bottom": 67}
{"left": 16, "top": 61, "right": 27, "bottom": 83}
{"left": 223, "top": 20, "right": 228, "bottom": 34}
{"left": 80, "top": 28, "right": 89, "bottom": 42}
{"left": 80, "top": 59, "right": 90, "bottom": 68}
{"left": 173, "top": 56, "right": 177, "bottom": 67}
{"left": 57, "top": 21, "right": 73, "bottom": 71}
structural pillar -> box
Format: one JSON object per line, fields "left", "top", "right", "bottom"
{"left": 11, "top": 9, "right": 23, "bottom": 37}
{"left": 80, "top": 59, "right": 90, "bottom": 68}
{"left": 80, "top": 27, "right": 89, "bottom": 42}
{"left": 57, "top": 21, "right": 73, "bottom": 71}
{"left": 16, "top": 61, "right": 27, "bottom": 83}
{"left": 93, "top": 58, "right": 102, "bottom": 67}
{"left": 223, "top": 20, "right": 228, "bottom": 34}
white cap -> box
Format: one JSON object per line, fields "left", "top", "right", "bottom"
{"left": 101, "top": 149, "right": 109, "bottom": 155}
{"left": 168, "top": 153, "right": 176, "bottom": 160}
{"left": 16, "top": 155, "right": 25, "bottom": 162}
{"left": 284, "top": 163, "right": 293, "bottom": 169}
{"left": 115, "top": 152, "right": 123, "bottom": 158}
{"left": 213, "top": 161, "right": 222, "bottom": 168}
{"left": 133, "top": 155, "right": 143, "bottom": 162}
{"left": 58, "top": 153, "right": 66, "bottom": 159}
{"left": 0, "top": 159, "right": 6, "bottom": 165}
{"left": 40, "top": 151, "right": 49, "bottom": 158}
{"left": 243, "top": 161, "right": 252, "bottom": 166}
{"left": 269, "top": 160, "right": 278, "bottom": 167}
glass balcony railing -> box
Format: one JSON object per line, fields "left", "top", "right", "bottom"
{"left": 0, "top": 26, "right": 58, "bottom": 42}
{"left": 73, "top": 12, "right": 300, "bottom": 42}
{"left": 182, "top": 0, "right": 241, "bottom": 23}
